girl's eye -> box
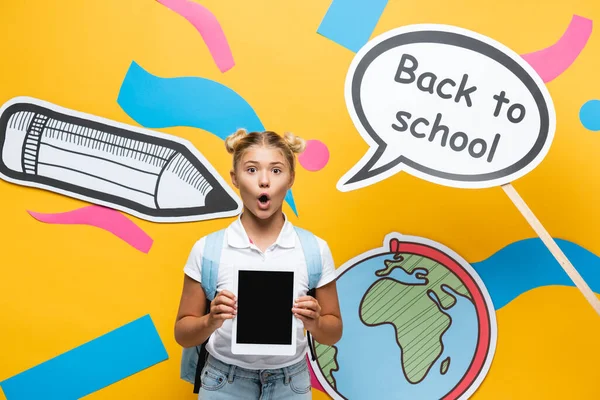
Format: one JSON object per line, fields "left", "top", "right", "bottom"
{"left": 273, "top": 168, "right": 281, "bottom": 174}
{"left": 247, "top": 167, "right": 256, "bottom": 173}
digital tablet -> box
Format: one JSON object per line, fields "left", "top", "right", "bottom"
{"left": 231, "top": 266, "right": 298, "bottom": 356}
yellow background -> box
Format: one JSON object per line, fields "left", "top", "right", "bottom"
{"left": 1, "top": 0, "right": 599, "bottom": 398}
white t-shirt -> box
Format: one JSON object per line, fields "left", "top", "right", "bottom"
{"left": 183, "top": 214, "right": 336, "bottom": 369}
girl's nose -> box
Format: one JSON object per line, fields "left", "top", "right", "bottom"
{"left": 259, "top": 172, "right": 270, "bottom": 188}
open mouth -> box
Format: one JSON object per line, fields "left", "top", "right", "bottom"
{"left": 258, "top": 194, "right": 270, "bottom": 204}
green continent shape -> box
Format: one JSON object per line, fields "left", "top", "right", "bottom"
{"left": 314, "top": 342, "right": 339, "bottom": 389}
{"left": 376, "top": 254, "right": 472, "bottom": 307}
{"left": 441, "top": 357, "right": 450, "bottom": 375}
{"left": 360, "top": 254, "right": 473, "bottom": 383}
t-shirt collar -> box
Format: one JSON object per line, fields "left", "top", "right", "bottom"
{"left": 227, "top": 213, "right": 296, "bottom": 249}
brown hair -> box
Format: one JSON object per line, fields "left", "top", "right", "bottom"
{"left": 224, "top": 129, "right": 306, "bottom": 174}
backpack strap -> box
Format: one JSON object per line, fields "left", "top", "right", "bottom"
{"left": 201, "top": 229, "right": 226, "bottom": 301}
{"left": 191, "top": 228, "right": 225, "bottom": 393}
{"left": 294, "top": 226, "right": 322, "bottom": 362}
{"left": 294, "top": 226, "right": 322, "bottom": 291}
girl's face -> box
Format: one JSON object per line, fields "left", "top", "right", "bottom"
{"left": 231, "top": 145, "right": 294, "bottom": 220}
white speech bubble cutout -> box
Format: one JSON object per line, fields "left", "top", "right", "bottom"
{"left": 337, "top": 24, "right": 556, "bottom": 191}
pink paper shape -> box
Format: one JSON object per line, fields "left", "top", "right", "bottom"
{"left": 306, "top": 354, "right": 326, "bottom": 393}
{"left": 298, "top": 140, "right": 330, "bottom": 172}
{"left": 28, "top": 205, "right": 153, "bottom": 253}
{"left": 521, "top": 15, "right": 593, "bottom": 83}
{"left": 156, "top": 0, "right": 235, "bottom": 73}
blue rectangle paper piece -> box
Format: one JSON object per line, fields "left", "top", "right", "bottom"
{"left": 0, "top": 315, "right": 168, "bottom": 400}
{"left": 317, "top": 0, "right": 389, "bottom": 52}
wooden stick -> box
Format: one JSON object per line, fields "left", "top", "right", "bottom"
{"left": 502, "top": 183, "right": 600, "bottom": 316}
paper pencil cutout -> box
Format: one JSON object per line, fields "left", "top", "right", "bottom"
{"left": 0, "top": 97, "right": 242, "bottom": 223}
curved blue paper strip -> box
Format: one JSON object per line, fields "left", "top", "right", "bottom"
{"left": 471, "top": 238, "right": 600, "bottom": 310}
{"left": 317, "top": 0, "right": 389, "bottom": 52}
{"left": 117, "top": 61, "right": 263, "bottom": 139}
{"left": 0, "top": 315, "right": 167, "bottom": 400}
{"left": 117, "top": 61, "right": 298, "bottom": 215}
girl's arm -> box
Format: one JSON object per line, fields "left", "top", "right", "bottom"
{"left": 174, "top": 275, "right": 236, "bottom": 348}
{"left": 294, "top": 280, "right": 343, "bottom": 346}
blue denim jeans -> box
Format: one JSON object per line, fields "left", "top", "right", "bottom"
{"left": 198, "top": 354, "right": 312, "bottom": 400}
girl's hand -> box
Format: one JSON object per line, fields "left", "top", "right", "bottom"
{"left": 207, "top": 290, "right": 237, "bottom": 329}
{"left": 292, "top": 295, "right": 321, "bottom": 331}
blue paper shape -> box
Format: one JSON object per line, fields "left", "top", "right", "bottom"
{"left": 117, "top": 61, "right": 299, "bottom": 216}
{"left": 580, "top": 100, "right": 600, "bottom": 131}
{"left": 117, "top": 61, "right": 263, "bottom": 140}
{"left": 471, "top": 238, "right": 600, "bottom": 310}
{"left": 317, "top": 0, "right": 389, "bottom": 52}
{"left": 0, "top": 315, "right": 168, "bottom": 400}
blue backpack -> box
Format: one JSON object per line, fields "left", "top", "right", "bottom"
{"left": 180, "top": 226, "right": 323, "bottom": 393}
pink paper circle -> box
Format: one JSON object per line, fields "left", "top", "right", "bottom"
{"left": 298, "top": 139, "right": 330, "bottom": 171}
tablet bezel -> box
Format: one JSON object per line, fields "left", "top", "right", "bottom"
{"left": 231, "top": 265, "right": 298, "bottom": 356}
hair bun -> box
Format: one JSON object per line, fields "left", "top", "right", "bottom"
{"left": 283, "top": 131, "right": 306, "bottom": 154}
{"left": 224, "top": 128, "right": 247, "bottom": 154}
